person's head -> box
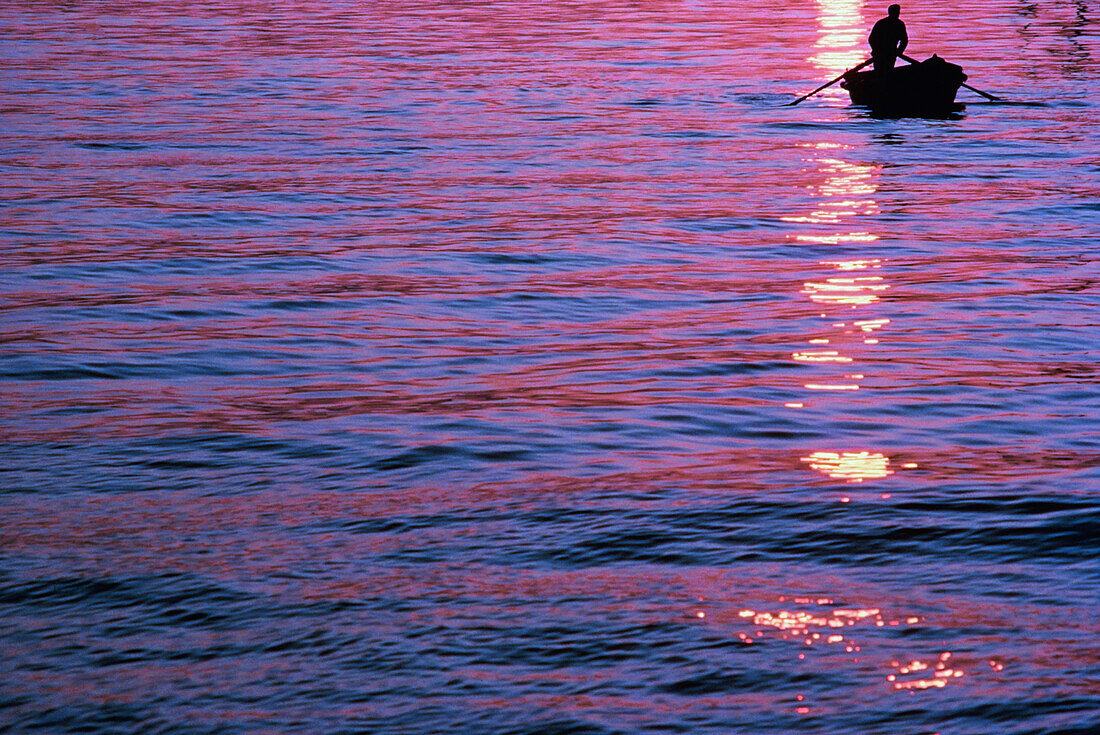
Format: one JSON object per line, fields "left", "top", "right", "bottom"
{"left": 888, "top": 4, "right": 901, "bottom": 17}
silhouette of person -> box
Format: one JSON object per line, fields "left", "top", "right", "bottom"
{"left": 869, "top": 4, "right": 908, "bottom": 72}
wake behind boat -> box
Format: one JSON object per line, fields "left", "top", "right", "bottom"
{"left": 841, "top": 54, "right": 968, "bottom": 117}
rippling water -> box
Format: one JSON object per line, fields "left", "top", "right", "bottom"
{"left": 2, "top": 0, "right": 1099, "bottom": 732}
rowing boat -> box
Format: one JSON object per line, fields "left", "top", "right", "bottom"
{"left": 841, "top": 55, "right": 967, "bottom": 116}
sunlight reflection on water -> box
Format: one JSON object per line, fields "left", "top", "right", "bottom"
{"left": 811, "top": 0, "right": 868, "bottom": 73}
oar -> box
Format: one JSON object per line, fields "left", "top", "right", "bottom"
{"left": 898, "top": 53, "right": 1003, "bottom": 101}
{"left": 786, "top": 58, "right": 873, "bottom": 106}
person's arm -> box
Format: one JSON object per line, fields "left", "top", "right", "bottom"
{"left": 898, "top": 22, "right": 908, "bottom": 54}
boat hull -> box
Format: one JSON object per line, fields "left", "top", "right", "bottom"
{"left": 841, "top": 55, "right": 967, "bottom": 117}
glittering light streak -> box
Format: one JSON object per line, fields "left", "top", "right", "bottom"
{"left": 810, "top": 0, "right": 867, "bottom": 72}
{"left": 801, "top": 276, "right": 889, "bottom": 305}
{"left": 801, "top": 451, "right": 893, "bottom": 481}
{"left": 889, "top": 652, "right": 965, "bottom": 691}
{"left": 792, "top": 350, "right": 853, "bottom": 363}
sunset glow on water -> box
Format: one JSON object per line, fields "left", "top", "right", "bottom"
{"left": 2, "top": 0, "right": 1098, "bottom": 732}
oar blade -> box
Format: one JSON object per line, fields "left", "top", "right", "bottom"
{"left": 786, "top": 58, "right": 872, "bottom": 106}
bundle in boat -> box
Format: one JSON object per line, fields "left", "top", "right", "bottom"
{"left": 841, "top": 55, "right": 967, "bottom": 116}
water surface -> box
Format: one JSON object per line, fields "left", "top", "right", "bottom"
{"left": 2, "top": 0, "right": 1098, "bottom": 732}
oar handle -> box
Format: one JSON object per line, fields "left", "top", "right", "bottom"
{"left": 787, "top": 58, "right": 873, "bottom": 106}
